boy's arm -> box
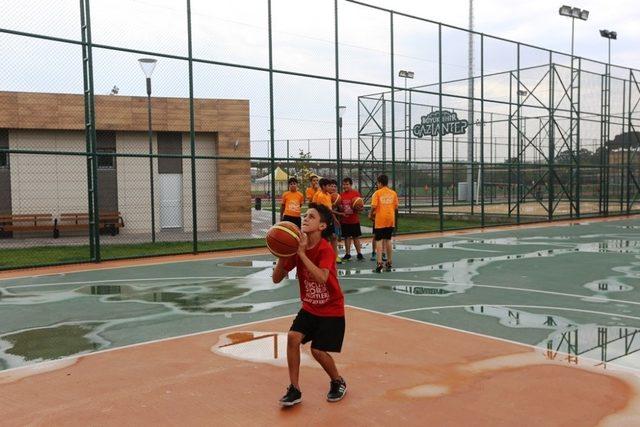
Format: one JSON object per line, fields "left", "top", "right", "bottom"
{"left": 298, "top": 254, "right": 329, "bottom": 284}
{"left": 369, "top": 193, "right": 378, "bottom": 220}
{"left": 272, "top": 256, "right": 295, "bottom": 283}
{"left": 296, "top": 233, "right": 329, "bottom": 284}
{"left": 280, "top": 203, "right": 285, "bottom": 220}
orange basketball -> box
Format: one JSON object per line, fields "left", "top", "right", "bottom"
{"left": 351, "top": 197, "right": 364, "bottom": 211}
{"left": 266, "top": 221, "right": 301, "bottom": 257}
{"left": 331, "top": 193, "right": 341, "bottom": 205}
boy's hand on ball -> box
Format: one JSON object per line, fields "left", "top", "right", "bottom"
{"left": 297, "top": 232, "right": 308, "bottom": 256}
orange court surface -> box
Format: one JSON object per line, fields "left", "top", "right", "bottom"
{"left": 1, "top": 306, "right": 638, "bottom": 426}
{"left": 2, "top": 216, "right": 640, "bottom": 426}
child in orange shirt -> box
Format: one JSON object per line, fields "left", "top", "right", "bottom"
{"left": 280, "top": 177, "right": 305, "bottom": 228}
{"left": 369, "top": 174, "right": 398, "bottom": 273}
{"left": 313, "top": 178, "right": 341, "bottom": 264}
{"left": 305, "top": 175, "right": 319, "bottom": 206}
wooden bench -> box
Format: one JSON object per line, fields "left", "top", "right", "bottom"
{"left": 0, "top": 214, "right": 55, "bottom": 236}
{"left": 54, "top": 212, "right": 124, "bottom": 238}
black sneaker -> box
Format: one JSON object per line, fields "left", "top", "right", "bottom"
{"left": 356, "top": 253, "right": 364, "bottom": 261}
{"left": 327, "top": 378, "right": 347, "bottom": 402}
{"left": 341, "top": 254, "right": 352, "bottom": 261}
{"left": 374, "top": 263, "right": 383, "bottom": 273}
{"left": 385, "top": 262, "right": 392, "bottom": 272}
{"left": 279, "top": 384, "right": 302, "bottom": 407}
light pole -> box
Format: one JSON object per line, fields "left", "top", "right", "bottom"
{"left": 600, "top": 29, "right": 616, "bottom": 214}
{"left": 599, "top": 29, "right": 617, "bottom": 66}
{"left": 559, "top": 6, "right": 588, "bottom": 217}
{"left": 138, "top": 58, "right": 158, "bottom": 243}
{"left": 559, "top": 5, "right": 589, "bottom": 57}
{"left": 399, "top": 70, "right": 414, "bottom": 211}
{"left": 338, "top": 105, "right": 346, "bottom": 183}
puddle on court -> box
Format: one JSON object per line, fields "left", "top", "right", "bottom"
{"left": 212, "top": 331, "right": 314, "bottom": 367}
{"left": 463, "top": 305, "right": 640, "bottom": 370}
{"left": 0, "top": 323, "right": 103, "bottom": 366}
{"left": 584, "top": 280, "right": 634, "bottom": 293}
{"left": 391, "top": 285, "right": 458, "bottom": 296}
{"left": 77, "top": 282, "right": 252, "bottom": 313}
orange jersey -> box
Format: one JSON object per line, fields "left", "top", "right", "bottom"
{"left": 371, "top": 187, "right": 398, "bottom": 228}
{"left": 305, "top": 186, "right": 318, "bottom": 203}
{"left": 312, "top": 190, "right": 333, "bottom": 210}
{"left": 281, "top": 191, "right": 305, "bottom": 217}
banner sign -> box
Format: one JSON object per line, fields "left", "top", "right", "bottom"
{"left": 412, "top": 110, "right": 469, "bottom": 138}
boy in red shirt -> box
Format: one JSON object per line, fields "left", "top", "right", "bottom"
{"left": 272, "top": 203, "right": 347, "bottom": 406}
{"left": 338, "top": 177, "right": 364, "bottom": 261}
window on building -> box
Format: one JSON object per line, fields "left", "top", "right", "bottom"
{"left": 97, "top": 149, "right": 115, "bottom": 169}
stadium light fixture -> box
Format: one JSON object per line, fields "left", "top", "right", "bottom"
{"left": 398, "top": 70, "right": 415, "bottom": 79}
{"left": 559, "top": 5, "right": 589, "bottom": 58}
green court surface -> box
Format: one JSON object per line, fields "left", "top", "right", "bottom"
{"left": 2, "top": 217, "right": 640, "bottom": 372}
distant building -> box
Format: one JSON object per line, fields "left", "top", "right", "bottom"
{"left": 0, "top": 91, "right": 251, "bottom": 234}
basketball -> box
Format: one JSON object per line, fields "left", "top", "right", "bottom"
{"left": 331, "top": 193, "right": 341, "bottom": 206}
{"left": 266, "top": 221, "right": 301, "bottom": 257}
{"left": 352, "top": 197, "right": 364, "bottom": 211}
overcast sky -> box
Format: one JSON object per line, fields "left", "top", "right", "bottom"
{"left": 0, "top": 0, "right": 638, "bottom": 160}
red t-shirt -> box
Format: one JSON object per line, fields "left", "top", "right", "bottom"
{"left": 339, "top": 189, "right": 361, "bottom": 225}
{"left": 282, "top": 238, "right": 345, "bottom": 317}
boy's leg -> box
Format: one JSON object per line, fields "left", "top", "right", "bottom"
{"left": 310, "top": 348, "right": 340, "bottom": 381}
{"left": 354, "top": 237, "right": 362, "bottom": 255}
{"left": 370, "top": 237, "right": 377, "bottom": 260}
{"left": 385, "top": 238, "right": 393, "bottom": 265}
{"left": 287, "top": 331, "right": 304, "bottom": 389}
{"left": 344, "top": 237, "right": 352, "bottom": 256}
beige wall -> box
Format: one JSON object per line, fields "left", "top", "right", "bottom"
{"left": 9, "top": 130, "right": 87, "bottom": 216}
{"left": 115, "top": 132, "right": 156, "bottom": 234}
{"left": 182, "top": 133, "right": 217, "bottom": 233}
{"left": 7, "top": 130, "right": 228, "bottom": 235}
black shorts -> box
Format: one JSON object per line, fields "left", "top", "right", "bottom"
{"left": 290, "top": 309, "right": 345, "bottom": 352}
{"left": 282, "top": 215, "right": 301, "bottom": 228}
{"left": 374, "top": 227, "right": 394, "bottom": 240}
{"left": 341, "top": 223, "right": 361, "bottom": 238}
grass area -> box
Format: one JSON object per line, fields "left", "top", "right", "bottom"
{"left": 0, "top": 238, "right": 265, "bottom": 270}
{"left": 358, "top": 213, "right": 488, "bottom": 233}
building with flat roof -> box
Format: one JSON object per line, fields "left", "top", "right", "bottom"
{"left": 0, "top": 91, "right": 251, "bottom": 235}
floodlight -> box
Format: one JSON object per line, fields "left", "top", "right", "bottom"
{"left": 398, "top": 70, "right": 415, "bottom": 79}
{"left": 600, "top": 29, "right": 617, "bottom": 40}
{"left": 559, "top": 5, "right": 572, "bottom": 16}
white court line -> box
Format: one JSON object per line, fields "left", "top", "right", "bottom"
{"left": 0, "top": 313, "right": 295, "bottom": 375}
{"left": 347, "top": 304, "right": 640, "bottom": 374}
{"left": 341, "top": 276, "right": 640, "bottom": 307}
{"left": 387, "top": 304, "right": 640, "bottom": 322}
